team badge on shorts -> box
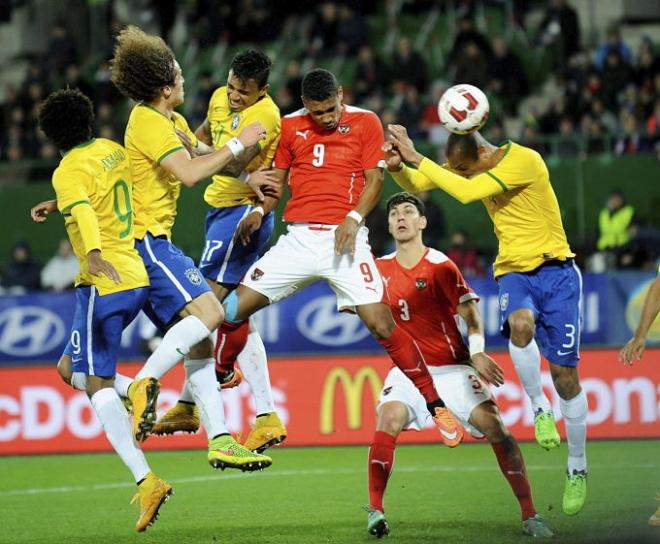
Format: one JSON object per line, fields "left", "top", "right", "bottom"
{"left": 382, "top": 386, "right": 392, "bottom": 396}
{"left": 251, "top": 268, "right": 264, "bottom": 281}
{"left": 338, "top": 124, "right": 350, "bottom": 134}
{"left": 185, "top": 268, "right": 203, "bottom": 286}
{"left": 415, "top": 278, "right": 427, "bottom": 290}
{"left": 231, "top": 114, "right": 240, "bottom": 130}
{"left": 499, "top": 292, "right": 509, "bottom": 311}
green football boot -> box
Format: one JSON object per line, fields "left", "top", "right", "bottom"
{"left": 522, "top": 514, "right": 554, "bottom": 538}
{"left": 534, "top": 409, "right": 560, "bottom": 450}
{"left": 563, "top": 469, "right": 587, "bottom": 516}
{"left": 366, "top": 508, "right": 390, "bottom": 538}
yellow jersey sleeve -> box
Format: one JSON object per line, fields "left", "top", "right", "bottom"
{"left": 204, "top": 88, "right": 281, "bottom": 208}
{"left": 124, "top": 105, "right": 186, "bottom": 240}
{"left": 54, "top": 138, "right": 148, "bottom": 295}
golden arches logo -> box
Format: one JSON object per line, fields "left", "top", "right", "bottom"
{"left": 319, "top": 366, "right": 382, "bottom": 435}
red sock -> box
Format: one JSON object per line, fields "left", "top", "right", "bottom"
{"left": 491, "top": 438, "right": 536, "bottom": 520}
{"left": 378, "top": 325, "right": 440, "bottom": 406}
{"left": 368, "top": 431, "right": 396, "bottom": 512}
{"left": 214, "top": 320, "right": 249, "bottom": 373}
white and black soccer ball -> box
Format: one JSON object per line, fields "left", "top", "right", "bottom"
{"left": 438, "top": 84, "right": 490, "bottom": 135}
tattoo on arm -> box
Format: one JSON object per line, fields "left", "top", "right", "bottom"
{"left": 218, "top": 144, "right": 261, "bottom": 177}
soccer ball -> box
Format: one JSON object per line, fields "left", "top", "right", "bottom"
{"left": 437, "top": 84, "right": 490, "bottom": 135}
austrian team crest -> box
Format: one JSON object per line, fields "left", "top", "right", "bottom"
{"left": 415, "top": 278, "right": 427, "bottom": 290}
{"left": 251, "top": 268, "right": 264, "bottom": 281}
{"left": 338, "top": 124, "right": 350, "bottom": 134}
{"left": 231, "top": 114, "right": 240, "bottom": 130}
{"left": 185, "top": 268, "right": 203, "bottom": 286}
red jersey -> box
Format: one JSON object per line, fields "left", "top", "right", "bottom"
{"left": 274, "top": 105, "right": 384, "bottom": 224}
{"left": 376, "top": 248, "right": 479, "bottom": 366}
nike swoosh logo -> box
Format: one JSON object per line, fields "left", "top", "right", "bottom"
{"left": 439, "top": 429, "right": 458, "bottom": 440}
{"left": 556, "top": 350, "right": 572, "bottom": 356}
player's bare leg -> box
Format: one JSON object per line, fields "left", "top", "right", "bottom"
{"left": 86, "top": 375, "right": 172, "bottom": 532}
{"left": 366, "top": 401, "right": 408, "bottom": 538}
{"left": 357, "top": 302, "right": 463, "bottom": 447}
{"left": 468, "top": 400, "right": 553, "bottom": 538}
{"left": 508, "top": 309, "right": 559, "bottom": 450}
{"left": 550, "top": 362, "right": 588, "bottom": 516}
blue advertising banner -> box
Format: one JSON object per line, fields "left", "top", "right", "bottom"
{"left": 0, "top": 271, "right": 656, "bottom": 365}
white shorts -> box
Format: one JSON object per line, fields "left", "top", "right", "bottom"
{"left": 376, "top": 365, "right": 492, "bottom": 436}
{"left": 241, "top": 223, "right": 384, "bottom": 310}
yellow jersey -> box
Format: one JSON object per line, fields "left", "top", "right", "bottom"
{"left": 52, "top": 138, "right": 148, "bottom": 295}
{"left": 391, "top": 141, "right": 574, "bottom": 277}
{"left": 203, "top": 87, "right": 280, "bottom": 208}
{"left": 124, "top": 103, "right": 198, "bottom": 240}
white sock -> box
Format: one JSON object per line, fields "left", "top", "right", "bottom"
{"left": 184, "top": 357, "right": 228, "bottom": 438}
{"left": 238, "top": 326, "right": 275, "bottom": 415}
{"left": 90, "top": 388, "right": 150, "bottom": 482}
{"left": 178, "top": 381, "right": 194, "bottom": 403}
{"left": 560, "top": 390, "right": 588, "bottom": 474}
{"left": 136, "top": 316, "right": 211, "bottom": 380}
{"left": 509, "top": 339, "right": 552, "bottom": 413}
{"left": 113, "top": 373, "right": 133, "bottom": 397}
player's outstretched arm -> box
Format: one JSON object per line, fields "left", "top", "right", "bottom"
{"left": 30, "top": 199, "right": 58, "bottom": 223}
{"left": 334, "top": 167, "right": 383, "bottom": 256}
{"left": 458, "top": 299, "right": 504, "bottom": 386}
{"left": 620, "top": 276, "right": 660, "bottom": 365}
{"left": 161, "top": 122, "right": 267, "bottom": 187}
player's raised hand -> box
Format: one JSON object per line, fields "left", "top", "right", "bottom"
{"left": 619, "top": 336, "right": 645, "bottom": 365}
{"left": 237, "top": 122, "right": 267, "bottom": 148}
{"left": 334, "top": 215, "right": 359, "bottom": 256}
{"left": 87, "top": 249, "right": 122, "bottom": 284}
{"left": 471, "top": 352, "right": 504, "bottom": 387}
{"left": 382, "top": 141, "right": 403, "bottom": 171}
{"left": 247, "top": 167, "right": 280, "bottom": 201}
{"left": 176, "top": 128, "right": 199, "bottom": 157}
{"left": 30, "top": 199, "right": 58, "bottom": 223}
{"left": 387, "top": 124, "right": 424, "bottom": 166}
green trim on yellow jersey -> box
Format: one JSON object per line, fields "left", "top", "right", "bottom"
{"left": 61, "top": 199, "right": 91, "bottom": 215}
{"left": 499, "top": 140, "right": 513, "bottom": 158}
{"left": 140, "top": 102, "right": 170, "bottom": 120}
{"left": 62, "top": 138, "right": 96, "bottom": 157}
{"left": 486, "top": 171, "right": 508, "bottom": 192}
{"left": 156, "top": 145, "right": 184, "bottom": 165}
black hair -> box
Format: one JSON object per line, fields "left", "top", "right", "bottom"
{"left": 446, "top": 133, "right": 479, "bottom": 162}
{"left": 301, "top": 69, "right": 338, "bottom": 101}
{"left": 230, "top": 49, "right": 272, "bottom": 88}
{"left": 38, "top": 88, "right": 94, "bottom": 151}
{"left": 386, "top": 192, "right": 426, "bottom": 216}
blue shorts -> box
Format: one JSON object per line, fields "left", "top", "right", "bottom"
{"left": 498, "top": 260, "right": 582, "bottom": 366}
{"left": 68, "top": 286, "right": 148, "bottom": 376}
{"left": 198, "top": 205, "right": 274, "bottom": 286}
{"left": 136, "top": 233, "right": 211, "bottom": 330}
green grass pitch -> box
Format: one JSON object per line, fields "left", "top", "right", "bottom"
{"left": 0, "top": 440, "right": 657, "bottom": 543}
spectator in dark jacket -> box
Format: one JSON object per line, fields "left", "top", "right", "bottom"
{"left": 1, "top": 240, "right": 42, "bottom": 293}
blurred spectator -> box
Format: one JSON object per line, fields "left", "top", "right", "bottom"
{"left": 365, "top": 204, "right": 393, "bottom": 257}
{"left": 336, "top": 5, "right": 366, "bottom": 55}
{"left": 390, "top": 37, "right": 428, "bottom": 94}
{"left": 43, "top": 22, "right": 77, "bottom": 74}
{"left": 420, "top": 81, "right": 449, "bottom": 146}
{"left": 395, "top": 87, "right": 424, "bottom": 139}
{"left": 615, "top": 109, "right": 650, "bottom": 155}
{"left": 448, "top": 16, "right": 492, "bottom": 68}
{"left": 354, "top": 45, "right": 389, "bottom": 102}
{"left": 62, "top": 65, "right": 94, "bottom": 101}
{"left": 594, "top": 26, "right": 632, "bottom": 71}
{"left": 600, "top": 51, "right": 633, "bottom": 111}
{"left": 597, "top": 190, "right": 635, "bottom": 251}
{"left": 1, "top": 241, "right": 42, "bottom": 293}
{"left": 488, "top": 37, "right": 529, "bottom": 115}
{"left": 453, "top": 41, "right": 489, "bottom": 89}
{"left": 41, "top": 239, "right": 79, "bottom": 292}
{"left": 309, "top": 2, "right": 339, "bottom": 57}
{"left": 557, "top": 117, "right": 580, "bottom": 156}
{"left": 538, "top": 0, "right": 581, "bottom": 68}
{"left": 417, "top": 192, "right": 445, "bottom": 247}
{"left": 616, "top": 221, "right": 660, "bottom": 270}
{"left": 445, "top": 229, "right": 484, "bottom": 277}
{"left": 634, "top": 38, "right": 660, "bottom": 92}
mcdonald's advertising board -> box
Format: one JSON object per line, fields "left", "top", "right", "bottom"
{"left": 0, "top": 349, "right": 658, "bottom": 455}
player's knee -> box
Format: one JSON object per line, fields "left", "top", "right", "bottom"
{"left": 376, "top": 405, "right": 406, "bottom": 436}
{"left": 508, "top": 316, "right": 534, "bottom": 345}
{"left": 364, "top": 314, "right": 395, "bottom": 340}
{"left": 552, "top": 372, "right": 580, "bottom": 399}
{"left": 189, "top": 337, "right": 214, "bottom": 360}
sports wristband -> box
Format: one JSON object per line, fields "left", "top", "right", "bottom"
{"left": 226, "top": 137, "right": 245, "bottom": 158}
{"left": 252, "top": 206, "right": 264, "bottom": 216}
{"left": 468, "top": 333, "right": 485, "bottom": 356}
{"left": 347, "top": 210, "right": 363, "bottom": 223}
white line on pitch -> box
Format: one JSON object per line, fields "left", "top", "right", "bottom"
{"left": 0, "top": 463, "right": 656, "bottom": 497}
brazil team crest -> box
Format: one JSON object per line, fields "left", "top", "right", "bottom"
{"left": 499, "top": 292, "right": 509, "bottom": 311}
{"left": 185, "top": 268, "right": 203, "bottom": 286}
{"left": 231, "top": 114, "right": 240, "bottom": 130}
{"left": 415, "top": 278, "right": 427, "bottom": 290}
